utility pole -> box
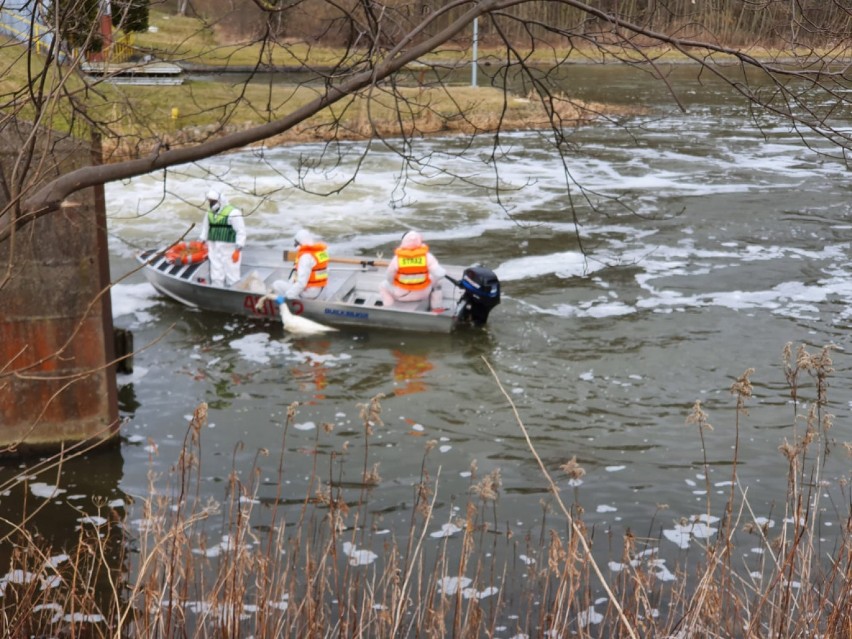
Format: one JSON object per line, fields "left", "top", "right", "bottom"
{"left": 472, "top": 17, "right": 478, "bottom": 88}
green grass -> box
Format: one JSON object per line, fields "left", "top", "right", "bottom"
{"left": 4, "top": 7, "right": 840, "bottom": 158}
{"left": 133, "top": 9, "right": 347, "bottom": 68}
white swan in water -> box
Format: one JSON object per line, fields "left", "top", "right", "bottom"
{"left": 255, "top": 293, "right": 338, "bottom": 335}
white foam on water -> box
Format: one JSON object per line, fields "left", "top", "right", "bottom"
{"left": 228, "top": 332, "right": 292, "bottom": 364}
{"left": 111, "top": 282, "right": 162, "bottom": 322}
{"left": 103, "top": 122, "right": 852, "bottom": 330}
{"left": 495, "top": 251, "right": 602, "bottom": 281}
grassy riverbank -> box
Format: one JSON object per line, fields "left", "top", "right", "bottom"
{"left": 5, "top": 7, "right": 763, "bottom": 162}
{"left": 5, "top": 7, "right": 840, "bottom": 161}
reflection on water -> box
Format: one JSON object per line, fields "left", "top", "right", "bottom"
{"left": 392, "top": 348, "right": 435, "bottom": 396}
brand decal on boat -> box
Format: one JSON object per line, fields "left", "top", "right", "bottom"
{"left": 324, "top": 308, "right": 369, "bottom": 320}
{"left": 245, "top": 295, "right": 275, "bottom": 317}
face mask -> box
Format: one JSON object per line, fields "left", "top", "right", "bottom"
{"left": 209, "top": 199, "right": 220, "bottom": 212}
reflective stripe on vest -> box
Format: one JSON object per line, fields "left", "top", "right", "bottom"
{"left": 393, "top": 245, "right": 431, "bottom": 290}
{"left": 295, "top": 243, "right": 329, "bottom": 288}
{"left": 207, "top": 204, "right": 236, "bottom": 243}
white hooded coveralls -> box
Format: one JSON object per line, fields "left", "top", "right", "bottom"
{"left": 199, "top": 189, "right": 246, "bottom": 287}
{"left": 380, "top": 231, "right": 446, "bottom": 310}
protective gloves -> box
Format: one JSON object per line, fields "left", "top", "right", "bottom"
{"left": 232, "top": 248, "right": 241, "bottom": 263}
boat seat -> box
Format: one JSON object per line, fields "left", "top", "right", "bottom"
{"left": 263, "top": 268, "right": 293, "bottom": 289}
{"left": 262, "top": 270, "right": 356, "bottom": 301}
{"left": 351, "top": 293, "right": 384, "bottom": 308}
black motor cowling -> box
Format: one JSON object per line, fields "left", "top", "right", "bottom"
{"left": 456, "top": 265, "right": 501, "bottom": 326}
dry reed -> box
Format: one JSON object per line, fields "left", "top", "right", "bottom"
{"left": 0, "top": 343, "right": 850, "bottom": 638}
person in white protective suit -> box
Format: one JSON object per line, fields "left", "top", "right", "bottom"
{"left": 379, "top": 231, "right": 447, "bottom": 313}
{"left": 270, "top": 229, "right": 329, "bottom": 302}
{"left": 198, "top": 188, "right": 246, "bottom": 287}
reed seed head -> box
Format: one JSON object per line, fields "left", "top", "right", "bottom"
{"left": 559, "top": 456, "right": 586, "bottom": 481}
{"left": 686, "top": 400, "right": 713, "bottom": 430}
{"left": 471, "top": 468, "right": 502, "bottom": 501}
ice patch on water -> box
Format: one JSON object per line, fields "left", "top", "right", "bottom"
{"left": 193, "top": 534, "right": 253, "bottom": 558}
{"left": 431, "top": 523, "right": 462, "bottom": 538}
{"left": 663, "top": 514, "right": 720, "bottom": 549}
{"left": 553, "top": 300, "right": 636, "bottom": 319}
{"left": 439, "top": 576, "right": 471, "bottom": 596}
{"left": 63, "top": 613, "right": 105, "bottom": 623}
{"left": 33, "top": 603, "right": 63, "bottom": 622}
{"left": 30, "top": 482, "right": 66, "bottom": 499}
{"left": 435, "top": 576, "right": 497, "bottom": 600}
{"left": 49, "top": 554, "right": 70, "bottom": 568}
{"left": 578, "top": 606, "right": 603, "bottom": 627}
{"left": 41, "top": 575, "right": 62, "bottom": 590}
{"left": 343, "top": 541, "right": 378, "bottom": 566}
{"left": 77, "top": 516, "right": 108, "bottom": 527}
{"left": 2, "top": 569, "right": 36, "bottom": 585}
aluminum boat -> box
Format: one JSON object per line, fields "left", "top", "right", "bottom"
{"left": 136, "top": 247, "right": 500, "bottom": 333}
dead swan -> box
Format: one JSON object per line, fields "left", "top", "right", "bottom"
{"left": 255, "top": 293, "right": 338, "bottom": 335}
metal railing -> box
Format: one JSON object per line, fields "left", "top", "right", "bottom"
{"left": 1, "top": 10, "right": 135, "bottom": 63}
{"left": 0, "top": 8, "right": 53, "bottom": 55}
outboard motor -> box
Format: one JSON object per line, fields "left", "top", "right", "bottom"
{"left": 455, "top": 265, "right": 501, "bottom": 326}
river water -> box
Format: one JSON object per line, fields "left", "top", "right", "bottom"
{"left": 13, "top": 65, "right": 852, "bottom": 626}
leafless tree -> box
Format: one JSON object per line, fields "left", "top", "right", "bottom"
{"left": 1, "top": 0, "right": 851, "bottom": 242}
{"left": 2, "top": 2, "right": 851, "bottom": 632}
{"left": 2, "top": 0, "right": 852, "bottom": 426}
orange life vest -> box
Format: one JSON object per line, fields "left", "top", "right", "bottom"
{"left": 393, "top": 244, "right": 431, "bottom": 290}
{"left": 295, "top": 242, "right": 329, "bottom": 288}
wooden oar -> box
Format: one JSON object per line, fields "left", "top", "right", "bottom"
{"left": 284, "top": 251, "right": 390, "bottom": 268}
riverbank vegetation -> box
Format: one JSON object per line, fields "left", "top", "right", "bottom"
{"left": 2, "top": 344, "right": 849, "bottom": 637}
{"left": 139, "top": 1, "right": 852, "bottom": 65}
{"left": 0, "top": 12, "right": 635, "bottom": 162}
{"left": 8, "top": 0, "right": 852, "bottom": 164}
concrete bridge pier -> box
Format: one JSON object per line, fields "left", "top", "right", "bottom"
{"left": 0, "top": 128, "right": 119, "bottom": 456}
